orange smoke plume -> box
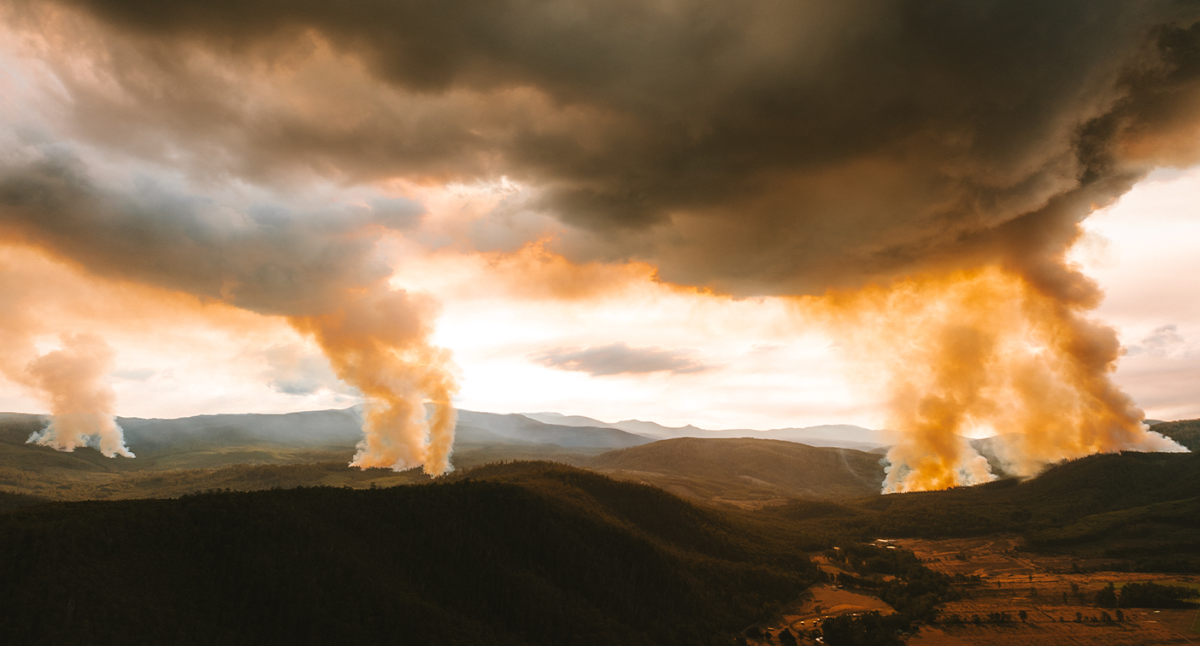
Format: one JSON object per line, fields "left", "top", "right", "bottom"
{"left": 289, "top": 287, "right": 458, "bottom": 476}
{"left": 812, "top": 266, "right": 1184, "bottom": 493}
{"left": 23, "top": 333, "right": 134, "bottom": 458}
{"left": 0, "top": 251, "right": 133, "bottom": 457}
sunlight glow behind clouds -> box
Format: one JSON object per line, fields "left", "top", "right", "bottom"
{"left": 1, "top": 168, "right": 1196, "bottom": 430}
{"left": 1, "top": 16, "right": 1197, "bottom": 431}
{"left": 1074, "top": 167, "right": 1200, "bottom": 422}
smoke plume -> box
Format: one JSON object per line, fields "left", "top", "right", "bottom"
{"left": 814, "top": 267, "right": 1185, "bottom": 492}
{"left": 289, "top": 287, "right": 457, "bottom": 476}
{"left": 24, "top": 333, "right": 134, "bottom": 457}
{"left": 0, "top": 131, "right": 458, "bottom": 473}
{"left": 0, "top": 254, "right": 133, "bottom": 457}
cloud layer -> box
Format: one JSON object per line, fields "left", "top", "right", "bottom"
{"left": 6, "top": 0, "right": 1200, "bottom": 296}
{"left": 532, "top": 342, "right": 710, "bottom": 377}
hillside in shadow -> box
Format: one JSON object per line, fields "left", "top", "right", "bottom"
{"left": 0, "top": 463, "right": 816, "bottom": 646}
{"left": 771, "top": 450, "right": 1200, "bottom": 570}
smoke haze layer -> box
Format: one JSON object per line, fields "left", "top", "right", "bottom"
{"left": 2, "top": 0, "right": 1200, "bottom": 485}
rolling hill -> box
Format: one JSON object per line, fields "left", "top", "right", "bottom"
{"left": 525, "top": 412, "right": 889, "bottom": 449}
{"left": 1153, "top": 418, "right": 1200, "bottom": 451}
{"left": 5, "top": 407, "right": 1196, "bottom": 513}
{"left": 588, "top": 437, "right": 887, "bottom": 506}
{"left": 0, "top": 463, "right": 817, "bottom": 646}
{"left": 771, "top": 450, "right": 1200, "bottom": 569}
{"left": 0, "top": 408, "right": 650, "bottom": 500}
{"left": 455, "top": 410, "right": 651, "bottom": 449}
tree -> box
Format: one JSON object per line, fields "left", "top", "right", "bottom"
{"left": 1095, "top": 582, "right": 1117, "bottom": 608}
{"left": 1018, "top": 610, "right": 1027, "bottom": 623}
{"left": 1119, "top": 582, "right": 1199, "bottom": 608}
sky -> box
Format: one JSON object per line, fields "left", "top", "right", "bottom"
{"left": 1, "top": 0, "right": 1199, "bottom": 484}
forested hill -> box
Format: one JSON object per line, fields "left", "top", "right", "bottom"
{"left": 769, "top": 450, "right": 1200, "bottom": 569}
{"left": 0, "top": 463, "right": 817, "bottom": 646}
{"left": 1153, "top": 418, "right": 1200, "bottom": 451}
{"left": 588, "top": 437, "right": 886, "bottom": 502}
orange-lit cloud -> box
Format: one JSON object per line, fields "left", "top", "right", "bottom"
{"left": 531, "top": 341, "right": 711, "bottom": 377}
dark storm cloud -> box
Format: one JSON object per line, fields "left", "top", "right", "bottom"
{"left": 532, "top": 342, "right": 710, "bottom": 377}
{"left": 0, "top": 139, "right": 423, "bottom": 316}
{"left": 6, "top": 0, "right": 1200, "bottom": 297}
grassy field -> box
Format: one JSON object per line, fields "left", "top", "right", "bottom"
{"left": 898, "top": 537, "right": 1200, "bottom": 646}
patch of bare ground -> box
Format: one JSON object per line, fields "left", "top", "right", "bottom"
{"left": 896, "top": 536, "right": 1200, "bottom": 645}
{"left": 746, "top": 582, "right": 896, "bottom": 645}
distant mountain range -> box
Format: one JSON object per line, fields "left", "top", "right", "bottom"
{"left": 5, "top": 406, "right": 887, "bottom": 459}
{"left": 454, "top": 410, "right": 651, "bottom": 449}
{"left": 523, "top": 411, "right": 889, "bottom": 449}
{"left": 0, "top": 407, "right": 892, "bottom": 503}
{"left": 4, "top": 407, "right": 1194, "bottom": 506}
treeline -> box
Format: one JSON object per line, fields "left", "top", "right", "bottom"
{"left": 1095, "top": 581, "right": 1199, "bottom": 608}
{"left": 818, "top": 544, "right": 958, "bottom": 645}
{"left": 0, "top": 491, "right": 45, "bottom": 514}
{"left": 1153, "top": 419, "right": 1200, "bottom": 451}
{"left": 0, "top": 463, "right": 816, "bottom": 646}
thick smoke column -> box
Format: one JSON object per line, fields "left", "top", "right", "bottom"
{"left": 24, "top": 333, "right": 134, "bottom": 457}
{"left": 816, "top": 266, "right": 1185, "bottom": 493}
{"left": 289, "top": 288, "right": 457, "bottom": 476}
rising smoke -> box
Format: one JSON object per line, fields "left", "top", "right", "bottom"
{"left": 0, "top": 135, "right": 458, "bottom": 473}
{"left": 3, "top": 0, "right": 1200, "bottom": 486}
{"left": 813, "top": 267, "right": 1185, "bottom": 493}
{"left": 0, "top": 254, "right": 133, "bottom": 456}
{"left": 289, "top": 287, "right": 457, "bottom": 476}
{"left": 24, "top": 333, "right": 134, "bottom": 457}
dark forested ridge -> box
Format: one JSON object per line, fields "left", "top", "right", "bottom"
{"left": 0, "top": 463, "right": 817, "bottom": 646}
